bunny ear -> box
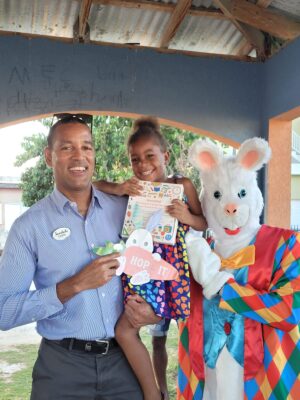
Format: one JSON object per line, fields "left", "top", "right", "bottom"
{"left": 145, "top": 209, "right": 163, "bottom": 232}
{"left": 189, "top": 139, "right": 223, "bottom": 171}
{"left": 236, "top": 138, "right": 271, "bottom": 172}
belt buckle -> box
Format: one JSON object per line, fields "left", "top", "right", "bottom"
{"left": 95, "top": 339, "right": 110, "bottom": 355}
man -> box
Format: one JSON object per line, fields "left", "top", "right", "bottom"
{"left": 0, "top": 116, "right": 159, "bottom": 399}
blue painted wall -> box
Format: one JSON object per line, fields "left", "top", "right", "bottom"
{"left": 0, "top": 36, "right": 261, "bottom": 143}
{"left": 0, "top": 35, "right": 299, "bottom": 144}
{"left": 262, "top": 38, "right": 300, "bottom": 121}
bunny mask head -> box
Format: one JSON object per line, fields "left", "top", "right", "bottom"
{"left": 189, "top": 138, "right": 271, "bottom": 246}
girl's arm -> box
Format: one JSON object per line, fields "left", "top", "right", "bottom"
{"left": 167, "top": 177, "right": 207, "bottom": 231}
{"left": 93, "top": 177, "right": 142, "bottom": 196}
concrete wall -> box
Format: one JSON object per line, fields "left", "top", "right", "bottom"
{"left": 262, "top": 39, "right": 300, "bottom": 121}
{"left": 0, "top": 36, "right": 263, "bottom": 145}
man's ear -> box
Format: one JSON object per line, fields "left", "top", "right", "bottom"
{"left": 44, "top": 147, "right": 53, "bottom": 168}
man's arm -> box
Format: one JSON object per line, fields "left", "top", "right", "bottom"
{"left": 0, "top": 222, "right": 63, "bottom": 330}
{"left": 0, "top": 220, "right": 120, "bottom": 330}
{"left": 93, "top": 177, "right": 142, "bottom": 197}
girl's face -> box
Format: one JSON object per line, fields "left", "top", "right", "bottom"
{"left": 129, "top": 137, "right": 169, "bottom": 182}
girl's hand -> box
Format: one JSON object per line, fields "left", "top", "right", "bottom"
{"left": 119, "top": 177, "right": 142, "bottom": 196}
{"left": 166, "top": 199, "right": 192, "bottom": 225}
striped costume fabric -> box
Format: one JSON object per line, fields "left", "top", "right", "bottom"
{"left": 177, "top": 226, "right": 300, "bottom": 400}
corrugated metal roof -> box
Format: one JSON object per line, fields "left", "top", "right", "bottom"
{"left": 89, "top": 4, "right": 170, "bottom": 47}
{"left": 0, "top": 0, "right": 299, "bottom": 61}
{"left": 0, "top": 0, "right": 79, "bottom": 38}
{"left": 169, "top": 15, "right": 243, "bottom": 55}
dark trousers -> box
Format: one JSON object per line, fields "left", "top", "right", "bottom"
{"left": 31, "top": 339, "right": 143, "bottom": 400}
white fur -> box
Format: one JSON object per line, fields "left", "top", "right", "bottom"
{"left": 189, "top": 138, "right": 271, "bottom": 256}
{"left": 187, "top": 137, "right": 271, "bottom": 400}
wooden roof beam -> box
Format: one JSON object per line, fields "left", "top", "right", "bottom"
{"left": 213, "top": 0, "right": 266, "bottom": 60}
{"left": 236, "top": 0, "right": 273, "bottom": 58}
{"left": 160, "top": 0, "right": 192, "bottom": 48}
{"left": 74, "top": 0, "right": 93, "bottom": 42}
{"left": 216, "top": 0, "right": 300, "bottom": 40}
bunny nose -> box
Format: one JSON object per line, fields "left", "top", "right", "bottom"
{"left": 225, "top": 203, "right": 237, "bottom": 215}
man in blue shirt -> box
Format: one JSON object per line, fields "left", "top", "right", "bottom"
{"left": 0, "top": 116, "right": 158, "bottom": 399}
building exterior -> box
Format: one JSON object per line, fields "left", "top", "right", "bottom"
{"left": 0, "top": 177, "right": 27, "bottom": 251}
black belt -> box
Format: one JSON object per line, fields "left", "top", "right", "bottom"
{"left": 45, "top": 338, "right": 119, "bottom": 355}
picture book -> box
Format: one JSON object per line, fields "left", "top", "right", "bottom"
{"left": 122, "top": 180, "right": 184, "bottom": 245}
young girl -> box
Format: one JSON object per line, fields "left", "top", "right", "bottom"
{"left": 94, "top": 117, "right": 207, "bottom": 400}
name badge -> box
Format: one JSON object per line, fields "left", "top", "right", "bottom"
{"left": 52, "top": 227, "right": 71, "bottom": 241}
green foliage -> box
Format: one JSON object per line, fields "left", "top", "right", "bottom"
{"left": 16, "top": 116, "right": 211, "bottom": 206}
{"left": 93, "top": 115, "right": 132, "bottom": 182}
{"left": 15, "top": 129, "right": 53, "bottom": 207}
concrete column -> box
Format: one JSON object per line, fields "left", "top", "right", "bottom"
{"left": 267, "top": 119, "right": 292, "bottom": 228}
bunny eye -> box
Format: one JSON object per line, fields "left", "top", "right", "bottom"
{"left": 133, "top": 239, "right": 137, "bottom": 244}
{"left": 213, "top": 191, "right": 222, "bottom": 200}
{"left": 238, "top": 189, "right": 247, "bottom": 199}
{"left": 144, "top": 241, "right": 149, "bottom": 247}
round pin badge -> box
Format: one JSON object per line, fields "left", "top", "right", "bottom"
{"left": 52, "top": 227, "right": 71, "bottom": 241}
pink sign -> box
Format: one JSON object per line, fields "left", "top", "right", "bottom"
{"left": 123, "top": 246, "right": 179, "bottom": 281}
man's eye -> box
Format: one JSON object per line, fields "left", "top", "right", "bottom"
{"left": 238, "top": 189, "right": 247, "bottom": 198}
{"left": 131, "top": 158, "right": 138, "bottom": 164}
{"left": 213, "top": 191, "right": 222, "bottom": 200}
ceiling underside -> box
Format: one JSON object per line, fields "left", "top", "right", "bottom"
{"left": 1, "top": 0, "right": 300, "bottom": 62}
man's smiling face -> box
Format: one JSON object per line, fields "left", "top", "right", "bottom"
{"left": 45, "top": 122, "right": 95, "bottom": 198}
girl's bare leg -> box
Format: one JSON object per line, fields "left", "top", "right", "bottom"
{"left": 115, "top": 313, "right": 162, "bottom": 400}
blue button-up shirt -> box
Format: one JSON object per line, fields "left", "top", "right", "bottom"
{"left": 0, "top": 187, "right": 127, "bottom": 340}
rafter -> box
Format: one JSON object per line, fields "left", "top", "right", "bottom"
{"left": 238, "top": 0, "right": 273, "bottom": 59}
{"left": 231, "top": 0, "right": 300, "bottom": 40}
{"left": 75, "top": 0, "right": 93, "bottom": 42}
{"left": 160, "top": 0, "right": 192, "bottom": 48}
{"left": 216, "top": 0, "right": 300, "bottom": 40}
{"left": 92, "top": 0, "right": 226, "bottom": 19}
{"left": 213, "top": 0, "right": 266, "bottom": 60}
{"left": 236, "top": 0, "right": 273, "bottom": 58}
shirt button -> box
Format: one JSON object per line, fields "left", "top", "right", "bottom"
{"left": 91, "top": 243, "right": 94, "bottom": 248}
{"left": 224, "top": 322, "right": 231, "bottom": 335}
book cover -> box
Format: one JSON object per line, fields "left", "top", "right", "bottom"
{"left": 122, "top": 180, "right": 184, "bottom": 245}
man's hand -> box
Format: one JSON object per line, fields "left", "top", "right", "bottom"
{"left": 124, "top": 294, "right": 161, "bottom": 329}
{"left": 119, "top": 177, "right": 142, "bottom": 196}
{"left": 57, "top": 253, "right": 120, "bottom": 303}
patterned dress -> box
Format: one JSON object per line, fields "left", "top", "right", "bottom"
{"left": 178, "top": 225, "right": 300, "bottom": 400}
{"left": 122, "top": 221, "right": 191, "bottom": 320}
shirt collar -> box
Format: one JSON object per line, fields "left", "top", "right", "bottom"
{"left": 51, "top": 186, "right": 103, "bottom": 215}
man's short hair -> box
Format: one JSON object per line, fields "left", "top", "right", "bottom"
{"left": 47, "top": 114, "right": 92, "bottom": 148}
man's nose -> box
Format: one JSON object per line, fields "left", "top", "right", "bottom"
{"left": 72, "top": 147, "right": 84, "bottom": 158}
